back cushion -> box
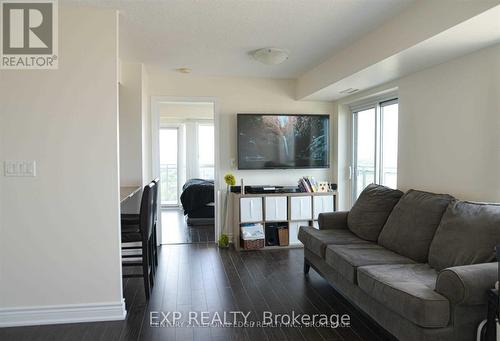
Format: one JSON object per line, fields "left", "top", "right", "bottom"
{"left": 429, "top": 201, "right": 500, "bottom": 271}
{"left": 378, "top": 190, "right": 454, "bottom": 262}
{"left": 347, "top": 184, "right": 403, "bottom": 241}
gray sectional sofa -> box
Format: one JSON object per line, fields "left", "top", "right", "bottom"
{"left": 298, "top": 184, "right": 500, "bottom": 341}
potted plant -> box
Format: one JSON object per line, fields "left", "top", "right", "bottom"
{"left": 219, "top": 173, "right": 236, "bottom": 248}
{"left": 218, "top": 234, "right": 229, "bottom": 249}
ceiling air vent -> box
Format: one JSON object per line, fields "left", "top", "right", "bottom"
{"left": 339, "top": 88, "right": 359, "bottom": 94}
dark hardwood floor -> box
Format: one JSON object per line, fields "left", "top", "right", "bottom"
{"left": 0, "top": 244, "right": 394, "bottom": 341}
{"left": 162, "top": 209, "right": 215, "bottom": 244}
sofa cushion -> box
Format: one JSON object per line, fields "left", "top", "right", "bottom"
{"left": 298, "top": 226, "right": 369, "bottom": 258}
{"left": 428, "top": 201, "right": 500, "bottom": 271}
{"left": 347, "top": 184, "right": 404, "bottom": 241}
{"left": 378, "top": 189, "right": 454, "bottom": 262}
{"left": 325, "top": 244, "right": 415, "bottom": 284}
{"left": 357, "top": 264, "right": 449, "bottom": 328}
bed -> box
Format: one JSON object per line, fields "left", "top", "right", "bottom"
{"left": 180, "top": 179, "right": 215, "bottom": 226}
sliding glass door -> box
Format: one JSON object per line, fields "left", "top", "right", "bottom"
{"left": 352, "top": 98, "right": 399, "bottom": 202}
{"left": 353, "top": 107, "right": 376, "bottom": 199}
{"left": 159, "top": 128, "right": 179, "bottom": 206}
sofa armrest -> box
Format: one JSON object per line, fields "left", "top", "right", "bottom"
{"left": 435, "top": 262, "right": 498, "bottom": 305}
{"left": 318, "top": 211, "right": 349, "bottom": 230}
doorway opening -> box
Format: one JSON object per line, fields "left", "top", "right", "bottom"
{"left": 154, "top": 99, "right": 217, "bottom": 244}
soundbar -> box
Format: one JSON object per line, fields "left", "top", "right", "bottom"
{"left": 229, "top": 185, "right": 300, "bottom": 194}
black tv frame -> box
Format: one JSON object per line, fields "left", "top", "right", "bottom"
{"left": 237, "top": 113, "right": 330, "bottom": 170}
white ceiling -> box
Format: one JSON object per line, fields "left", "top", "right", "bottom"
{"left": 302, "top": 4, "right": 500, "bottom": 100}
{"left": 63, "top": 0, "right": 414, "bottom": 78}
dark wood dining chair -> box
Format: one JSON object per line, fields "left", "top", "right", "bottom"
{"left": 121, "top": 177, "right": 160, "bottom": 274}
{"left": 121, "top": 182, "right": 155, "bottom": 299}
{"left": 151, "top": 177, "right": 160, "bottom": 269}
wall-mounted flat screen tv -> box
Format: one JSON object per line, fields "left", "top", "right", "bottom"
{"left": 237, "top": 114, "right": 330, "bottom": 169}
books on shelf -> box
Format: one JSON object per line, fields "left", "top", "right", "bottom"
{"left": 298, "top": 176, "right": 319, "bottom": 193}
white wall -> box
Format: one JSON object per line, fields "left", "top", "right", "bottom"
{"left": 0, "top": 7, "right": 124, "bottom": 320}
{"left": 160, "top": 102, "right": 214, "bottom": 120}
{"left": 148, "top": 69, "right": 335, "bottom": 188}
{"left": 397, "top": 44, "right": 500, "bottom": 201}
{"left": 119, "top": 63, "right": 153, "bottom": 212}
{"left": 119, "top": 63, "right": 148, "bottom": 213}
{"left": 334, "top": 43, "right": 500, "bottom": 207}
{"left": 141, "top": 66, "right": 152, "bottom": 185}
{"left": 119, "top": 63, "right": 144, "bottom": 187}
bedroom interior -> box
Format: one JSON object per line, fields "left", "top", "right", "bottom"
{"left": 1, "top": 1, "right": 500, "bottom": 340}
{"left": 158, "top": 101, "right": 216, "bottom": 244}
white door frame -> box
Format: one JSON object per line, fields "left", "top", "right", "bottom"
{"left": 151, "top": 96, "right": 220, "bottom": 245}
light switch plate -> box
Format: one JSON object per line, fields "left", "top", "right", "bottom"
{"left": 3, "top": 160, "right": 36, "bottom": 177}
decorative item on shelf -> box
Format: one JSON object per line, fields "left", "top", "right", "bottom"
{"left": 220, "top": 172, "right": 237, "bottom": 248}
{"left": 241, "top": 178, "right": 245, "bottom": 195}
{"left": 298, "top": 176, "right": 319, "bottom": 193}
{"left": 318, "top": 181, "right": 329, "bottom": 192}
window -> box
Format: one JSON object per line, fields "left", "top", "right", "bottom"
{"left": 353, "top": 107, "right": 376, "bottom": 199}
{"left": 352, "top": 97, "right": 398, "bottom": 201}
{"left": 198, "top": 123, "right": 214, "bottom": 179}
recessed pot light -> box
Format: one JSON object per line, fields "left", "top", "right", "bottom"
{"left": 252, "top": 48, "right": 289, "bottom": 65}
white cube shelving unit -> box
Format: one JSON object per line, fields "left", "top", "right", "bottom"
{"left": 232, "top": 191, "right": 337, "bottom": 251}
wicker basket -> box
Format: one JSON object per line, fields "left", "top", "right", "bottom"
{"left": 241, "top": 238, "right": 265, "bottom": 250}
{"left": 278, "top": 228, "right": 289, "bottom": 246}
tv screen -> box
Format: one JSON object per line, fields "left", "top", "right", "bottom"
{"left": 237, "top": 114, "right": 330, "bottom": 169}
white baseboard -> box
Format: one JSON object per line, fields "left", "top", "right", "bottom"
{"left": 0, "top": 300, "right": 126, "bottom": 327}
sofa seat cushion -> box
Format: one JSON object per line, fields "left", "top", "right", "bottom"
{"left": 325, "top": 244, "right": 416, "bottom": 284}
{"left": 348, "top": 184, "right": 403, "bottom": 241}
{"left": 298, "top": 226, "right": 369, "bottom": 258}
{"left": 429, "top": 201, "right": 500, "bottom": 271}
{"left": 378, "top": 189, "right": 454, "bottom": 262}
{"left": 357, "top": 264, "right": 449, "bottom": 328}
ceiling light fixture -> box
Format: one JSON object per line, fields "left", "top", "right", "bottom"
{"left": 252, "top": 48, "right": 289, "bottom": 65}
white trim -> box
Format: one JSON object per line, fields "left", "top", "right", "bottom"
{"left": 0, "top": 300, "right": 126, "bottom": 327}
{"left": 151, "top": 96, "right": 221, "bottom": 245}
